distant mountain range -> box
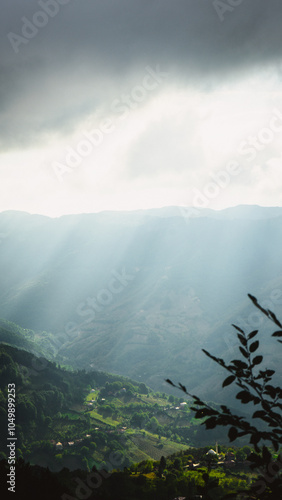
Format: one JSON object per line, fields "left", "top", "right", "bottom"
{"left": 0, "top": 205, "right": 281, "bottom": 400}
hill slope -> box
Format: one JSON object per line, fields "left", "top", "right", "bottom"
{"left": 2, "top": 344, "right": 221, "bottom": 471}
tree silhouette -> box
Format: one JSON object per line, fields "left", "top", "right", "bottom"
{"left": 167, "top": 294, "right": 282, "bottom": 499}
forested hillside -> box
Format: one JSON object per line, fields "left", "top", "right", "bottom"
{"left": 1, "top": 344, "right": 232, "bottom": 472}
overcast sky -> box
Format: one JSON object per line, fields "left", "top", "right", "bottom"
{"left": 1, "top": 0, "right": 282, "bottom": 217}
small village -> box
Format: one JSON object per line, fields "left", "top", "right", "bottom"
{"left": 49, "top": 386, "right": 253, "bottom": 475}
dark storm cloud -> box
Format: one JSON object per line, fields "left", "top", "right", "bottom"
{"left": 1, "top": 0, "right": 282, "bottom": 149}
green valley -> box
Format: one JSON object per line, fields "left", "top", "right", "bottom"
{"left": 0, "top": 344, "right": 212, "bottom": 472}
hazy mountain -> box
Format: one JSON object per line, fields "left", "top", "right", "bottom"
{"left": 0, "top": 206, "right": 281, "bottom": 399}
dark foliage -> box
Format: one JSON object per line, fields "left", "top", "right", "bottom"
{"left": 167, "top": 295, "right": 282, "bottom": 499}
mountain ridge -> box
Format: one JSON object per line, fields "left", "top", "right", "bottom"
{"left": 2, "top": 203, "right": 282, "bottom": 221}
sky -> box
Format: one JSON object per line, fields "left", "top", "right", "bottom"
{"left": 1, "top": 0, "right": 282, "bottom": 217}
